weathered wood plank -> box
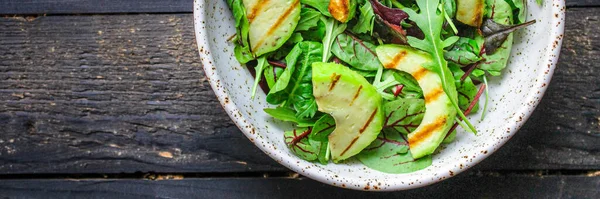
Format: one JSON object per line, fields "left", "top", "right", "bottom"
{"left": 0, "top": 8, "right": 598, "bottom": 174}
{"left": 0, "top": 0, "right": 191, "bottom": 15}
{"left": 0, "top": 0, "right": 595, "bottom": 15}
{"left": 0, "top": 174, "right": 598, "bottom": 198}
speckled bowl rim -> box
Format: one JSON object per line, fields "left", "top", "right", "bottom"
{"left": 193, "top": 0, "right": 565, "bottom": 191}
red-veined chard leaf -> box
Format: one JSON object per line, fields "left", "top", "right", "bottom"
{"left": 482, "top": 19, "right": 535, "bottom": 55}
{"left": 383, "top": 98, "right": 425, "bottom": 135}
{"left": 479, "top": 0, "right": 514, "bottom": 76}
{"left": 284, "top": 128, "right": 318, "bottom": 161}
{"left": 357, "top": 130, "right": 432, "bottom": 173}
{"left": 449, "top": 63, "right": 480, "bottom": 112}
{"left": 331, "top": 33, "right": 383, "bottom": 71}
{"left": 369, "top": 0, "right": 409, "bottom": 44}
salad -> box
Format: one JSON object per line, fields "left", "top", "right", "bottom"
{"left": 226, "top": 0, "right": 536, "bottom": 173}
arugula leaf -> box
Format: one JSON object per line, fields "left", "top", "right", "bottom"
{"left": 284, "top": 128, "right": 318, "bottom": 161}
{"left": 251, "top": 57, "right": 269, "bottom": 99}
{"left": 264, "top": 107, "right": 317, "bottom": 127}
{"left": 383, "top": 98, "right": 425, "bottom": 135}
{"left": 301, "top": 0, "right": 332, "bottom": 17}
{"left": 373, "top": 66, "right": 402, "bottom": 100}
{"left": 309, "top": 114, "right": 335, "bottom": 141}
{"left": 331, "top": 33, "right": 383, "bottom": 71}
{"left": 296, "top": 8, "right": 323, "bottom": 31}
{"left": 266, "top": 41, "right": 323, "bottom": 119}
{"left": 321, "top": 17, "right": 347, "bottom": 62}
{"left": 357, "top": 130, "right": 432, "bottom": 173}
{"left": 536, "top": 0, "right": 543, "bottom": 6}
{"left": 352, "top": 2, "right": 376, "bottom": 34}
{"left": 403, "top": 0, "right": 476, "bottom": 133}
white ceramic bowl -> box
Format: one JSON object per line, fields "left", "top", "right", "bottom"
{"left": 193, "top": 0, "right": 565, "bottom": 191}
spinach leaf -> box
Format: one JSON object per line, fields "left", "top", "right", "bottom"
{"left": 331, "top": 33, "right": 382, "bottom": 71}
{"left": 444, "top": 37, "right": 483, "bottom": 65}
{"left": 309, "top": 114, "right": 335, "bottom": 141}
{"left": 357, "top": 130, "right": 432, "bottom": 173}
{"left": 505, "top": 0, "right": 527, "bottom": 24}
{"left": 227, "top": 0, "right": 253, "bottom": 63}
{"left": 309, "top": 114, "right": 335, "bottom": 164}
{"left": 301, "top": 0, "right": 332, "bottom": 17}
{"left": 266, "top": 41, "right": 323, "bottom": 119}
{"left": 287, "top": 33, "right": 304, "bottom": 44}
{"left": 296, "top": 7, "right": 323, "bottom": 31}
{"left": 264, "top": 65, "right": 284, "bottom": 89}
{"left": 284, "top": 128, "right": 318, "bottom": 161}
{"left": 403, "top": 0, "right": 476, "bottom": 133}
{"left": 321, "top": 17, "right": 347, "bottom": 62}
{"left": 264, "top": 107, "right": 316, "bottom": 127}
{"left": 352, "top": 2, "right": 376, "bottom": 34}
{"left": 301, "top": 18, "right": 326, "bottom": 42}
{"left": 383, "top": 98, "right": 425, "bottom": 135}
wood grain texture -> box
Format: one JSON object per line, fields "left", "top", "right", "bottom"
{"left": 0, "top": 0, "right": 595, "bottom": 15}
{"left": 0, "top": 174, "right": 598, "bottom": 198}
{"left": 0, "top": 9, "right": 598, "bottom": 174}
{"left": 0, "top": 0, "right": 191, "bottom": 15}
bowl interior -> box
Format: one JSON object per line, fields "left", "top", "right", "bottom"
{"left": 194, "top": 0, "right": 565, "bottom": 191}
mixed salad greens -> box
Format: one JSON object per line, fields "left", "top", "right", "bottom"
{"left": 226, "top": 0, "right": 537, "bottom": 173}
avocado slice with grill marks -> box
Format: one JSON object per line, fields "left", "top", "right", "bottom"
{"left": 376, "top": 45, "right": 457, "bottom": 159}
{"left": 312, "top": 62, "right": 384, "bottom": 162}
{"left": 243, "top": 0, "right": 301, "bottom": 57}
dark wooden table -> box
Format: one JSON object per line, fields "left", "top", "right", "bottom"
{"left": 0, "top": 0, "right": 598, "bottom": 198}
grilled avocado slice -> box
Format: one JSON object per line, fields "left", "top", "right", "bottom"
{"left": 243, "top": 0, "right": 301, "bottom": 57}
{"left": 312, "top": 62, "right": 384, "bottom": 162}
{"left": 456, "top": 0, "right": 484, "bottom": 27}
{"left": 376, "top": 45, "right": 457, "bottom": 159}
{"left": 328, "top": 0, "right": 357, "bottom": 23}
